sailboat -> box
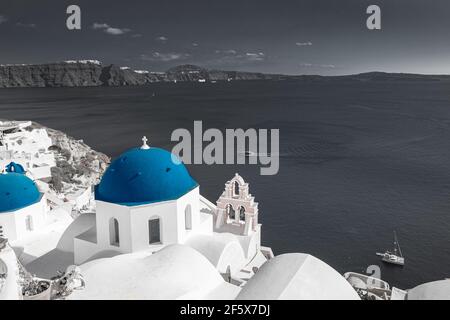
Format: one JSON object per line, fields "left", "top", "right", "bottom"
{"left": 376, "top": 231, "right": 405, "bottom": 266}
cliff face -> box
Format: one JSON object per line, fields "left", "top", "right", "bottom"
{"left": 0, "top": 62, "right": 104, "bottom": 88}
{"left": 3, "top": 61, "right": 447, "bottom": 89}
{"left": 166, "top": 65, "right": 284, "bottom": 82}
{"left": 0, "top": 61, "right": 284, "bottom": 88}
{"left": 209, "top": 70, "right": 281, "bottom": 81}
{"left": 166, "top": 65, "right": 210, "bottom": 82}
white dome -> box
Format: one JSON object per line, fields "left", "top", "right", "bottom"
{"left": 68, "top": 244, "right": 239, "bottom": 300}
{"left": 186, "top": 233, "right": 246, "bottom": 275}
{"left": 237, "top": 253, "right": 360, "bottom": 300}
{"left": 408, "top": 280, "right": 450, "bottom": 300}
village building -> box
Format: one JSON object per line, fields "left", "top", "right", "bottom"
{"left": 0, "top": 121, "right": 55, "bottom": 181}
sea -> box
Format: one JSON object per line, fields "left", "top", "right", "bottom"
{"left": 1, "top": 79, "right": 450, "bottom": 289}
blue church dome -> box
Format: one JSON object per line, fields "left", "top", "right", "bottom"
{"left": 95, "top": 147, "right": 198, "bottom": 206}
{"left": 0, "top": 173, "right": 41, "bottom": 213}
{"left": 5, "top": 162, "right": 25, "bottom": 174}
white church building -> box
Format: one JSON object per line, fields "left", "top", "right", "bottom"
{"left": 71, "top": 138, "right": 265, "bottom": 278}
{"left": 0, "top": 173, "right": 48, "bottom": 242}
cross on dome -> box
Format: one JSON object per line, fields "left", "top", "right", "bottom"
{"left": 141, "top": 136, "right": 150, "bottom": 150}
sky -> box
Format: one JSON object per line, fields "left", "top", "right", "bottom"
{"left": 0, "top": 0, "right": 449, "bottom": 75}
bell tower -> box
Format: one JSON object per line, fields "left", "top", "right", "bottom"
{"left": 215, "top": 173, "right": 259, "bottom": 236}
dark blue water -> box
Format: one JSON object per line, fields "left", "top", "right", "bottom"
{"left": 1, "top": 80, "right": 450, "bottom": 289}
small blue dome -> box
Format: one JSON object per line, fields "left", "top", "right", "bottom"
{"left": 0, "top": 173, "right": 41, "bottom": 213}
{"left": 5, "top": 162, "right": 25, "bottom": 174}
{"left": 95, "top": 147, "right": 198, "bottom": 206}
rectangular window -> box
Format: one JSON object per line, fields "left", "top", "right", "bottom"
{"left": 110, "top": 218, "right": 120, "bottom": 247}
{"left": 149, "top": 219, "right": 161, "bottom": 244}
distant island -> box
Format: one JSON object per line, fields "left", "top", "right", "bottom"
{"left": 1, "top": 60, "right": 449, "bottom": 88}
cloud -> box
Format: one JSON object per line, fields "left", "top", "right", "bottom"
{"left": 0, "top": 15, "right": 8, "bottom": 24}
{"left": 192, "top": 42, "right": 199, "bottom": 47}
{"left": 156, "top": 36, "right": 168, "bottom": 42}
{"left": 245, "top": 52, "right": 265, "bottom": 61}
{"left": 140, "top": 52, "right": 190, "bottom": 62}
{"left": 92, "top": 22, "right": 130, "bottom": 35}
{"left": 131, "top": 34, "right": 142, "bottom": 38}
{"left": 16, "top": 22, "right": 37, "bottom": 28}
{"left": 105, "top": 27, "right": 130, "bottom": 35}
{"left": 92, "top": 23, "right": 109, "bottom": 29}
{"left": 300, "top": 63, "right": 335, "bottom": 68}
{"left": 296, "top": 41, "right": 313, "bottom": 46}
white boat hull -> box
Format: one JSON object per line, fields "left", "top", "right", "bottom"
{"left": 376, "top": 252, "right": 405, "bottom": 266}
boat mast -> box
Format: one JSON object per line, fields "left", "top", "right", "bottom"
{"left": 394, "top": 231, "right": 403, "bottom": 257}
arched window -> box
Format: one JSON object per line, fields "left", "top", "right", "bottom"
{"left": 225, "top": 265, "right": 232, "bottom": 283}
{"left": 226, "top": 204, "right": 235, "bottom": 220}
{"left": 239, "top": 207, "right": 246, "bottom": 222}
{"left": 109, "top": 218, "right": 120, "bottom": 246}
{"left": 149, "top": 218, "right": 161, "bottom": 244}
{"left": 185, "top": 205, "right": 192, "bottom": 230}
{"left": 0, "top": 225, "right": 4, "bottom": 238}
{"left": 233, "top": 181, "right": 240, "bottom": 197}
{"left": 25, "top": 215, "right": 33, "bottom": 231}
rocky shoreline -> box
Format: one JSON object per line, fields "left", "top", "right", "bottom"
{"left": 0, "top": 61, "right": 286, "bottom": 88}
{"left": 2, "top": 60, "right": 450, "bottom": 89}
